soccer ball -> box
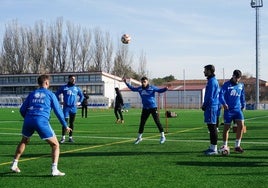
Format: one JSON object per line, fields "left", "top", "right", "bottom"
{"left": 219, "top": 146, "right": 230, "bottom": 156}
{"left": 121, "top": 34, "right": 131, "bottom": 44}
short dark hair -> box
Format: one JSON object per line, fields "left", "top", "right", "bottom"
{"left": 141, "top": 76, "right": 148, "bottom": 81}
{"left": 233, "top": 69, "right": 242, "bottom": 78}
{"left": 204, "top": 64, "right": 215, "bottom": 73}
{"left": 69, "top": 75, "right": 75, "bottom": 79}
{"left": 115, "top": 87, "right": 119, "bottom": 91}
{"left": 38, "top": 75, "right": 50, "bottom": 86}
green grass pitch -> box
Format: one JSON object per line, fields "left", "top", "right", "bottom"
{"left": 0, "top": 108, "right": 268, "bottom": 187}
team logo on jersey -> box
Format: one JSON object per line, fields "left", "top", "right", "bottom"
{"left": 230, "top": 89, "right": 240, "bottom": 97}
{"left": 34, "top": 92, "right": 45, "bottom": 98}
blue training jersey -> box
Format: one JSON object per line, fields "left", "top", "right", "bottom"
{"left": 125, "top": 82, "right": 167, "bottom": 109}
{"left": 20, "top": 87, "right": 67, "bottom": 128}
{"left": 203, "top": 76, "right": 220, "bottom": 108}
{"left": 219, "top": 80, "right": 246, "bottom": 109}
{"left": 55, "top": 84, "right": 84, "bottom": 107}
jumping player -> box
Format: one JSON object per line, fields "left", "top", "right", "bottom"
{"left": 123, "top": 77, "right": 168, "bottom": 144}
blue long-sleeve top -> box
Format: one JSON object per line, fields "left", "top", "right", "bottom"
{"left": 219, "top": 79, "right": 246, "bottom": 109}
{"left": 203, "top": 75, "right": 220, "bottom": 108}
{"left": 20, "top": 87, "right": 67, "bottom": 128}
{"left": 55, "top": 84, "right": 84, "bottom": 107}
{"left": 125, "top": 82, "right": 167, "bottom": 109}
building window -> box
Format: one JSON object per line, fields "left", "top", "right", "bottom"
{"left": 9, "top": 77, "right": 19, "bottom": 84}
{"left": 30, "top": 76, "right": 37, "bottom": 84}
{"left": 77, "top": 75, "right": 89, "bottom": 83}
{"left": 52, "top": 75, "right": 65, "bottom": 83}
{"left": 89, "top": 85, "right": 103, "bottom": 95}
{"left": 0, "top": 77, "right": 8, "bottom": 84}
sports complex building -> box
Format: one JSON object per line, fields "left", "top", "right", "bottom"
{"left": 0, "top": 72, "right": 139, "bottom": 108}
{"left": 0, "top": 71, "right": 206, "bottom": 109}
{"left": 0, "top": 72, "right": 267, "bottom": 109}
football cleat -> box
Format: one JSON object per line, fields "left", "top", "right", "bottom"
{"left": 160, "top": 136, "right": 166, "bottom": 144}
{"left": 52, "top": 169, "right": 65, "bottom": 176}
{"left": 60, "top": 138, "right": 65, "bottom": 144}
{"left": 234, "top": 146, "right": 244, "bottom": 153}
{"left": 10, "top": 166, "right": 21, "bottom": 173}
{"left": 204, "top": 148, "right": 218, "bottom": 155}
{"left": 68, "top": 138, "right": 74, "bottom": 143}
{"left": 134, "top": 138, "right": 142, "bottom": 144}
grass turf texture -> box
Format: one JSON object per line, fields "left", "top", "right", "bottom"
{"left": 0, "top": 108, "right": 268, "bottom": 188}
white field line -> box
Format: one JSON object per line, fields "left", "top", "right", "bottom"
{"left": 0, "top": 132, "right": 268, "bottom": 145}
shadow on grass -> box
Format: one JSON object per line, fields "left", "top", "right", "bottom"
{"left": 0, "top": 171, "right": 52, "bottom": 178}
{"left": 60, "top": 151, "right": 186, "bottom": 157}
{"left": 176, "top": 161, "right": 268, "bottom": 167}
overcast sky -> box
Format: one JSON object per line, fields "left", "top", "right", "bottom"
{"left": 0, "top": 0, "right": 267, "bottom": 81}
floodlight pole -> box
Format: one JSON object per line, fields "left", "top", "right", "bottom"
{"left": 251, "top": 0, "right": 263, "bottom": 110}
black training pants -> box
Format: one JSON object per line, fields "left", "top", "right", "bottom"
{"left": 138, "top": 108, "right": 164, "bottom": 134}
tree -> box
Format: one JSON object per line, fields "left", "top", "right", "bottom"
{"left": 112, "top": 43, "right": 133, "bottom": 78}
{"left": 1, "top": 20, "right": 27, "bottom": 74}
{"left": 78, "top": 28, "right": 92, "bottom": 72}
{"left": 103, "top": 32, "right": 113, "bottom": 73}
{"left": 67, "top": 21, "right": 81, "bottom": 72}
{"left": 151, "top": 75, "right": 175, "bottom": 85}
{"left": 27, "top": 21, "right": 45, "bottom": 73}
{"left": 91, "top": 28, "right": 104, "bottom": 71}
{"left": 137, "top": 50, "right": 148, "bottom": 78}
{"left": 45, "top": 17, "right": 67, "bottom": 73}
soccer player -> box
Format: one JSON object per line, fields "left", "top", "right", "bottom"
{"left": 123, "top": 76, "right": 168, "bottom": 144}
{"left": 81, "top": 90, "right": 89, "bottom": 118}
{"left": 202, "top": 65, "right": 220, "bottom": 155}
{"left": 219, "top": 69, "right": 246, "bottom": 153}
{"left": 10, "top": 75, "right": 72, "bottom": 176}
{"left": 114, "top": 87, "right": 124, "bottom": 123}
{"left": 56, "top": 75, "right": 84, "bottom": 143}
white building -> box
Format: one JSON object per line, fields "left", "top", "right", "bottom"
{"left": 0, "top": 71, "right": 140, "bottom": 108}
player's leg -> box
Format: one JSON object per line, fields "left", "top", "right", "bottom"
{"left": 134, "top": 109, "right": 150, "bottom": 144}
{"left": 46, "top": 137, "right": 65, "bottom": 176}
{"left": 11, "top": 119, "right": 34, "bottom": 173}
{"left": 207, "top": 124, "right": 218, "bottom": 145}
{"left": 151, "top": 108, "right": 166, "bottom": 144}
{"left": 204, "top": 106, "right": 218, "bottom": 155}
{"left": 68, "top": 113, "right": 76, "bottom": 142}
{"left": 234, "top": 110, "right": 245, "bottom": 153}
{"left": 10, "top": 136, "right": 30, "bottom": 173}
{"left": 82, "top": 106, "right": 84, "bottom": 118}
{"left": 222, "top": 109, "right": 232, "bottom": 146}
{"left": 35, "top": 119, "right": 65, "bottom": 176}
{"left": 114, "top": 107, "right": 120, "bottom": 122}
{"left": 85, "top": 106, "right": 88, "bottom": 118}
{"left": 60, "top": 108, "right": 69, "bottom": 143}
{"left": 118, "top": 107, "right": 124, "bottom": 123}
